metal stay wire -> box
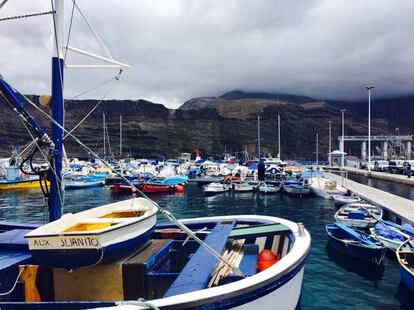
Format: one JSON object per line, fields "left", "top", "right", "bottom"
{"left": 19, "top": 92, "right": 245, "bottom": 278}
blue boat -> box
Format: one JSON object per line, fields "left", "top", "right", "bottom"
{"left": 370, "top": 221, "right": 414, "bottom": 251}
{"left": 282, "top": 178, "right": 310, "bottom": 196}
{"left": 326, "top": 222, "right": 386, "bottom": 264}
{"left": 396, "top": 240, "right": 414, "bottom": 293}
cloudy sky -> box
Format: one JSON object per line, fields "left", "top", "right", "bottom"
{"left": 1, "top": 0, "right": 413, "bottom": 108}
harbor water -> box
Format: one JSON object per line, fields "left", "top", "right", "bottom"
{"left": 0, "top": 180, "right": 413, "bottom": 309}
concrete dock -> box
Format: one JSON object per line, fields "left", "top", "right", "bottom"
{"left": 341, "top": 167, "right": 414, "bottom": 186}
{"left": 327, "top": 172, "right": 414, "bottom": 225}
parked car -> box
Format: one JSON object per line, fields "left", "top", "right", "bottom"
{"left": 388, "top": 160, "right": 405, "bottom": 174}
{"left": 373, "top": 160, "right": 389, "bottom": 172}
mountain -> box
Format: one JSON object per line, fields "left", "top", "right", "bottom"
{"left": 0, "top": 91, "right": 413, "bottom": 160}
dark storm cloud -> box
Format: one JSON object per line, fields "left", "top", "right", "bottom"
{"left": 1, "top": 0, "right": 413, "bottom": 108}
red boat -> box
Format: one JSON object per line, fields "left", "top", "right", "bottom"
{"left": 110, "top": 183, "right": 140, "bottom": 194}
{"left": 139, "top": 183, "right": 176, "bottom": 193}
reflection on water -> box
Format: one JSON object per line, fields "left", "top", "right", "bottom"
{"left": 0, "top": 182, "right": 413, "bottom": 308}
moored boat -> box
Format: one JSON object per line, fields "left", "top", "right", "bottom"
{"left": 396, "top": 239, "right": 414, "bottom": 293}
{"left": 370, "top": 221, "right": 414, "bottom": 251}
{"left": 203, "top": 182, "right": 230, "bottom": 195}
{"left": 233, "top": 182, "right": 255, "bottom": 192}
{"left": 259, "top": 181, "right": 282, "bottom": 194}
{"left": 309, "top": 176, "right": 347, "bottom": 199}
{"left": 333, "top": 194, "right": 362, "bottom": 206}
{"left": 138, "top": 182, "right": 177, "bottom": 194}
{"left": 335, "top": 203, "right": 383, "bottom": 228}
{"left": 25, "top": 198, "right": 158, "bottom": 269}
{"left": 326, "top": 222, "right": 386, "bottom": 264}
{"left": 2, "top": 215, "right": 310, "bottom": 309}
{"left": 282, "top": 179, "right": 310, "bottom": 196}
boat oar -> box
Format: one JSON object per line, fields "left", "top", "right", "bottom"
{"left": 361, "top": 205, "right": 413, "bottom": 240}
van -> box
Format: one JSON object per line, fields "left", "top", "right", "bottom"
{"left": 388, "top": 160, "right": 405, "bottom": 174}
{"left": 373, "top": 160, "right": 389, "bottom": 172}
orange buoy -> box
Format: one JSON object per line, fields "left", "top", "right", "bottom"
{"left": 257, "top": 249, "right": 278, "bottom": 272}
{"left": 176, "top": 185, "right": 184, "bottom": 193}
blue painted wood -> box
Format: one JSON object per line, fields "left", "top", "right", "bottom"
{"left": 164, "top": 220, "right": 235, "bottom": 297}
{"left": 238, "top": 244, "right": 258, "bottom": 277}
{"left": 0, "top": 222, "right": 38, "bottom": 231}
{"left": 0, "top": 230, "right": 31, "bottom": 251}
{"left": 0, "top": 251, "right": 31, "bottom": 271}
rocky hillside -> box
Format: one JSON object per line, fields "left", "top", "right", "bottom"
{"left": 0, "top": 91, "right": 412, "bottom": 160}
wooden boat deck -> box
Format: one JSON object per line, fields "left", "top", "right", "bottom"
{"left": 327, "top": 172, "right": 414, "bottom": 225}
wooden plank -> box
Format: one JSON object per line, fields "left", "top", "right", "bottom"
{"left": 164, "top": 220, "right": 235, "bottom": 297}
{"left": 229, "top": 223, "right": 290, "bottom": 238}
{"left": 327, "top": 172, "right": 414, "bottom": 225}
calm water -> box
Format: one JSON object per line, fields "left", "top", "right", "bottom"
{"left": 349, "top": 174, "right": 414, "bottom": 201}
{"left": 0, "top": 181, "right": 413, "bottom": 309}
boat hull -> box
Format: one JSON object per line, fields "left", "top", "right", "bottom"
{"left": 0, "top": 179, "right": 48, "bottom": 190}
{"left": 65, "top": 180, "right": 104, "bottom": 190}
{"left": 282, "top": 185, "right": 310, "bottom": 196}
{"left": 139, "top": 183, "right": 176, "bottom": 193}
{"left": 399, "top": 265, "right": 414, "bottom": 293}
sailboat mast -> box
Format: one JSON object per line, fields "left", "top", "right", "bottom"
{"left": 278, "top": 114, "right": 281, "bottom": 159}
{"left": 49, "top": 0, "right": 64, "bottom": 221}
{"left": 120, "top": 114, "right": 122, "bottom": 156}
{"left": 257, "top": 116, "right": 261, "bottom": 159}
{"left": 103, "top": 113, "right": 106, "bottom": 158}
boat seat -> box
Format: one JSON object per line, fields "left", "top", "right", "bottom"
{"left": 0, "top": 229, "right": 32, "bottom": 251}
{"left": 163, "top": 220, "right": 236, "bottom": 297}
{"left": 76, "top": 218, "right": 132, "bottom": 224}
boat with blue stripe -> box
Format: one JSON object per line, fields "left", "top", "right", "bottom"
{"left": 326, "top": 222, "right": 386, "bottom": 264}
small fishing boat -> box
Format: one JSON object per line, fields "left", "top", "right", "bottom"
{"left": 259, "top": 181, "right": 282, "bottom": 194}
{"left": 335, "top": 203, "right": 383, "bottom": 228}
{"left": 370, "top": 221, "right": 414, "bottom": 251}
{"left": 333, "top": 194, "right": 362, "bottom": 206}
{"left": 309, "top": 176, "right": 347, "bottom": 199}
{"left": 282, "top": 179, "right": 310, "bottom": 196}
{"left": 25, "top": 198, "right": 158, "bottom": 269}
{"left": 0, "top": 166, "right": 48, "bottom": 190}
{"left": 326, "top": 222, "right": 386, "bottom": 264}
{"left": 233, "top": 182, "right": 255, "bottom": 192}
{"left": 396, "top": 239, "right": 414, "bottom": 293}
{"left": 138, "top": 182, "right": 177, "bottom": 194}
{"left": 203, "top": 182, "right": 230, "bottom": 195}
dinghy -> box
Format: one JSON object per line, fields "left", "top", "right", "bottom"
{"left": 203, "top": 182, "right": 230, "bottom": 195}
{"left": 326, "top": 222, "right": 386, "bottom": 264}
{"left": 335, "top": 203, "right": 383, "bottom": 228}
{"left": 25, "top": 198, "right": 158, "bottom": 269}
{"left": 233, "top": 182, "right": 255, "bottom": 192}
{"left": 370, "top": 221, "right": 414, "bottom": 251}
{"left": 396, "top": 239, "right": 414, "bottom": 293}
{"left": 333, "top": 194, "right": 361, "bottom": 205}
{"left": 259, "top": 181, "right": 282, "bottom": 194}
{"left": 282, "top": 179, "right": 310, "bottom": 196}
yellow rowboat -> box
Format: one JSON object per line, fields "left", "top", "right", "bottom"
{"left": 0, "top": 178, "right": 49, "bottom": 190}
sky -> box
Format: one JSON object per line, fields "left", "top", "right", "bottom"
{"left": 1, "top": 0, "right": 414, "bottom": 108}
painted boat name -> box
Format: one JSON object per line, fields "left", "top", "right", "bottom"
{"left": 33, "top": 237, "right": 99, "bottom": 247}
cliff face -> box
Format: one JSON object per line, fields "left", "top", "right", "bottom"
{"left": 0, "top": 91, "right": 412, "bottom": 160}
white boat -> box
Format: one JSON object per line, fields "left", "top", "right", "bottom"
{"left": 335, "top": 203, "right": 383, "bottom": 228}
{"left": 282, "top": 179, "right": 311, "bottom": 196}
{"left": 259, "top": 181, "right": 282, "bottom": 194}
{"left": 333, "top": 194, "right": 362, "bottom": 205}
{"left": 233, "top": 182, "right": 255, "bottom": 192}
{"left": 203, "top": 182, "right": 230, "bottom": 195}
{"left": 309, "top": 176, "right": 347, "bottom": 199}
{"left": 25, "top": 198, "right": 158, "bottom": 269}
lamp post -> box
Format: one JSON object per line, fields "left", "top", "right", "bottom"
{"left": 366, "top": 85, "right": 374, "bottom": 172}
{"left": 340, "top": 109, "right": 346, "bottom": 168}
{"left": 328, "top": 121, "right": 332, "bottom": 166}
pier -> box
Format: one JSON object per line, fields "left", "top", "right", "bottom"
{"left": 327, "top": 172, "right": 414, "bottom": 225}
{"left": 338, "top": 167, "right": 414, "bottom": 186}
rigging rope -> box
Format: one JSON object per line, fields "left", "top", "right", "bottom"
{"left": 18, "top": 91, "right": 245, "bottom": 278}
{"left": 0, "top": 10, "right": 55, "bottom": 22}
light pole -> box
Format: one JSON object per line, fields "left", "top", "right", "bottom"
{"left": 328, "top": 121, "right": 332, "bottom": 166}
{"left": 340, "top": 109, "right": 346, "bottom": 168}
{"left": 366, "top": 85, "right": 374, "bottom": 172}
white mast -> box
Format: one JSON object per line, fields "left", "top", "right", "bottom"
{"left": 120, "top": 114, "right": 122, "bottom": 156}
{"left": 277, "top": 114, "right": 281, "bottom": 159}
{"left": 103, "top": 113, "right": 106, "bottom": 158}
